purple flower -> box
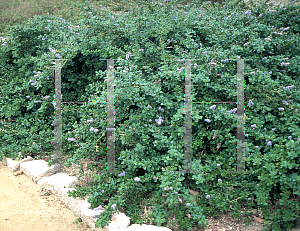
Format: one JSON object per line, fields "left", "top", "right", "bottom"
{"left": 67, "top": 138, "right": 75, "bottom": 141}
{"left": 217, "top": 164, "right": 220, "bottom": 166}
{"left": 218, "top": 179, "right": 222, "bottom": 182}
{"left": 210, "top": 105, "right": 216, "bottom": 110}
{"left": 267, "top": 141, "right": 272, "bottom": 146}
{"left": 284, "top": 85, "right": 295, "bottom": 90}
{"left": 265, "top": 37, "right": 272, "bottom": 42}
{"left": 118, "top": 171, "right": 125, "bottom": 177}
{"left": 204, "top": 119, "right": 211, "bottom": 123}
{"left": 111, "top": 204, "right": 117, "bottom": 210}
{"left": 227, "top": 108, "right": 237, "bottom": 114}
{"left": 288, "top": 136, "right": 292, "bottom": 139}
{"left": 126, "top": 52, "right": 132, "bottom": 59}
{"left": 123, "top": 67, "right": 129, "bottom": 73}
{"left": 177, "top": 67, "right": 184, "bottom": 72}
{"left": 135, "top": 177, "right": 140, "bottom": 182}
{"left": 278, "top": 107, "right": 284, "bottom": 111}
{"left": 155, "top": 116, "right": 163, "bottom": 125}
{"left": 251, "top": 124, "right": 256, "bottom": 128}
{"left": 282, "top": 100, "right": 289, "bottom": 105}
{"left": 248, "top": 100, "right": 254, "bottom": 107}
{"left": 93, "top": 205, "right": 102, "bottom": 211}
{"left": 186, "top": 203, "right": 191, "bottom": 206}
{"left": 206, "top": 195, "right": 210, "bottom": 199}
{"left": 158, "top": 106, "right": 164, "bottom": 111}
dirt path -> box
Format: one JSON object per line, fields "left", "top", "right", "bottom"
{"left": 0, "top": 161, "right": 91, "bottom": 231}
{"left": 0, "top": 156, "right": 266, "bottom": 231}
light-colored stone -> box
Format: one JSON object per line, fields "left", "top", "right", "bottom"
{"left": 1, "top": 156, "right": 7, "bottom": 165}
{"left": 37, "top": 172, "right": 79, "bottom": 189}
{"left": 124, "top": 224, "right": 172, "bottom": 231}
{"left": 3, "top": 156, "right": 172, "bottom": 231}
{"left": 5, "top": 155, "right": 33, "bottom": 172}
{"left": 20, "top": 159, "right": 61, "bottom": 182}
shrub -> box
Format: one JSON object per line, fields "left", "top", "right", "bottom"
{"left": 0, "top": 0, "right": 299, "bottom": 230}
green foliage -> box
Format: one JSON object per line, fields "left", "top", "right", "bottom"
{"left": 1, "top": 0, "right": 300, "bottom": 230}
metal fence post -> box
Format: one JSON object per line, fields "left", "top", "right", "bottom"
{"left": 106, "top": 59, "right": 116, "bottom": 174}
{"left": 184, "top": 59, "right": 192, "bottom": 174}
{"left": 52, "top": 59, "right": 69, "bottom": 170}
{"left": 236, "top": 58, "right": 246, "bottom": 173}
{"left": 24, "top": 56, "right": 253, "bottom": 177}
{"left": 182, "top": 58, "right": 252, "bottom": 175}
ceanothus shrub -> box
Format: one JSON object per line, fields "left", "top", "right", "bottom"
{"left": 0, "top": 0, "right": 300, "bottom": 230}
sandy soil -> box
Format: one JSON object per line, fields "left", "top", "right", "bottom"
{"left": 0, "top": 160, "right": 91, "bottom": 231}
